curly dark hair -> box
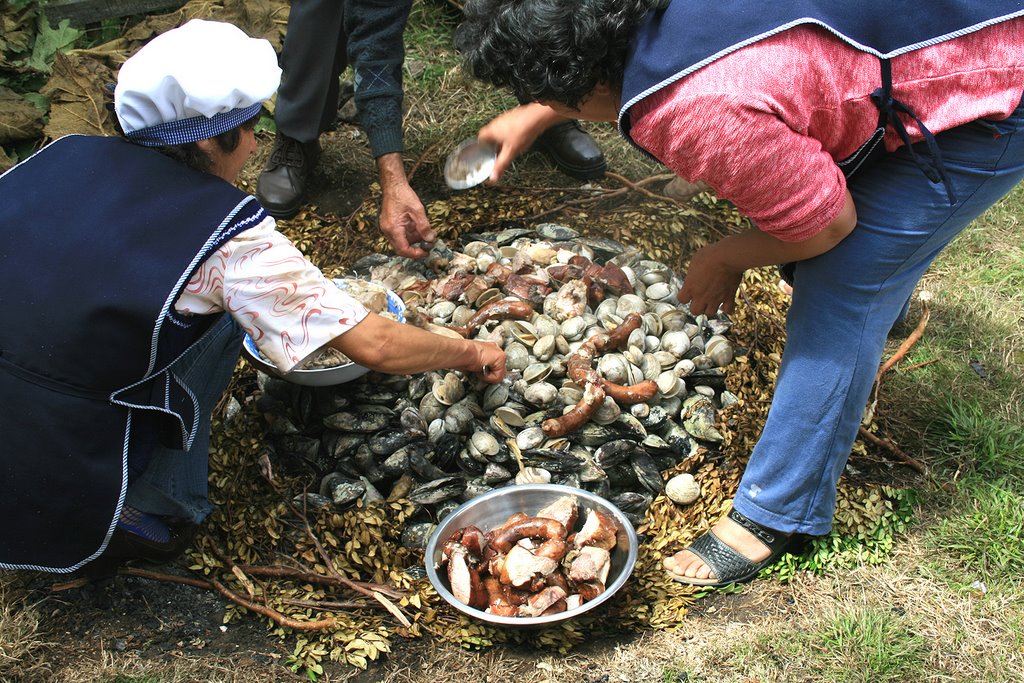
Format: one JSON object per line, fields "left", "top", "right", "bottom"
{"left": 455, "top": 0, "right": 663, "bottom": 108}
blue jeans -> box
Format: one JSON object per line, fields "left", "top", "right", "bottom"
{"left": 734, "top": 96, "right": 1024, "bottom": 536}
{"left": 125, "top": 314, "right": 243, "bottom": 524}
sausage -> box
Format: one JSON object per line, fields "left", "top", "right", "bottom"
{"left": 457, "top": 525, "right": 488, "bottom": 561}
{"left": 566, "top": 342, "right": 600, "bottom": 385}
{"left": 490, "top": 517, "right": 568, "bottom": 556}
{"left": 600, "top": 378, "right": 659, "bottom": 404}
{"left": 593, "top": 312, "right": 642, "bottom": 353}
{"left": 542, "top": 381, "right": 606, "bottom": 438}
{"left": 447, "top": 546, "right": 488, "bottom": 610}
{"left": 485, "top": 511, "right": 529, "bottom": 545}
{"left": 539, "top": 598, "right": 568, "bottom": 616}
{"left": 450, "top": 299, "right": 535, "bottom": 337}
{"left": 575, "top": 579, "right": 605, "bottom": 602}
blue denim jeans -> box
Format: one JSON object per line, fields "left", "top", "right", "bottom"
{"left": 734, "top": 96, "right": 1024, "bottom": 536}
{"left": 125, "top": 314, "right": 243, "bottom": 524}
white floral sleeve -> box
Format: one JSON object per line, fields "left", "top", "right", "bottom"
{"left": 176, "top": 216, "right": 368, "bottom": 372}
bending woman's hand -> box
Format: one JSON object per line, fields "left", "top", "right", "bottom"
{"left": 478, "top": 103, "right": 566, "bottom": 183}
{"left": 677, "top": 190, "right": 858, "bottom": 315}
{"left": 677, "top": 245, "right": 744, "bottom": 316}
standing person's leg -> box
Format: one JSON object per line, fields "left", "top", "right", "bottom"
{"left": 257, "top": 0, "right": 349, "bottom": 217}
{"left": 667, "top": 99, "right": 1024, "bottom": 585}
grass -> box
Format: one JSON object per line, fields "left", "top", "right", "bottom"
{"left": 815, "top": 606, "right": 931, "bottom": 683}
{"left": 0, "top": 576, "right": 50, "bottom": 682}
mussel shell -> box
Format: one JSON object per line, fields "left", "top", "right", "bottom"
{"left": 322, "top": 409, "right": 391, "bottom": 433}
{"left": 401, "top": 522, "right": 437, "bottom": 552}
{"left": 535, "top": 223, "right": 580, "bottom": 241}
{"left": 320, "top": 473, "right": 366, "bottom": 507}
{"left": 574, "top": 423, "right": 620, "bottom": 447}
{"left": 483, "top": 462, "right": 514, "bottom": 484}
{"left": 408, "top": 447, "right": 448, "bottom": 480}
{"left": 408, "top": 476, "right": 467, "bottom": 505}
{"left": 630, "top": 450, "right": 665, "bottom": 494}
{"left": 432, "top": 431, "right": 462, "bottom": 470}
{"left": 368, "top": 428, "right": 417, "bottom": 456}
{"left": 594, "top": 438, "right": 640, "bottom": 468}
{"left": 521, "top": 448, "right": 585, "bottom": 474}
{"left": 324, "top": 433, "right": 365, "bottom": 459}
{"left": 353, "top": 447, "right": 386, "bottom": 482}
{"left": 611, "top": 491, "right": 653, "bottom": 515}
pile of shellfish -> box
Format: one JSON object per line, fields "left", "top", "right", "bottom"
{"left": 441, "top": 494, "right": 617, "bottom": 617}
{"left": 257, "top": 224, "right": 738, "bottom": 549}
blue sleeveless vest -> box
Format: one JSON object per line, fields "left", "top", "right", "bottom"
{"left": 620, "top": 1, "right": 1024, "bottom": 196}
{"left": 0, "top": 136, "right": 266, "bottom": 572}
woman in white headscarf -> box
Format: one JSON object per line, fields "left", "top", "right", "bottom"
{"left": 0, "top": 20, "right": 505, "bottom": 575}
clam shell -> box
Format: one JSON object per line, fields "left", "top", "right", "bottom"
{"left": 665, "top": 473, "right": 700, "bottom": 505}
{"left": 515, "top": 466, "right": 552, "bottom": 485}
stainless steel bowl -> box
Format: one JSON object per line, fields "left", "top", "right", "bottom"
{"left": 444, "top": 138, "right": 498, "bottom": 189}
{"left": 241, "top": 281, "right": 405, "bottom": 386}
{"left": 424, "top": 484, "right": 639, "bottom": 627}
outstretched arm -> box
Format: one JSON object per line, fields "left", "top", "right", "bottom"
{"left": 478, "top": 102, "right": 567, "bottom": 182}
{"left": 377, "top": 153, "right": 436, "bottom": 258}
{"left": 329, "top": 312, "right": 507, "bottom": 383}
{"left": 679, "top": 191, "right": 858, "bottom": 316}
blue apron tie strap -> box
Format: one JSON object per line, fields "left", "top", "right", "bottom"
{"left": 871, "top": 59, "right": 957, "bottom": 204}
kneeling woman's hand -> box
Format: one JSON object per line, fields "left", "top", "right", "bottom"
{"left": 329, "top": 313, "right": 507, "bottom": 383}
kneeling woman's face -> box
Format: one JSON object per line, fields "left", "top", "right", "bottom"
{"left": 199, "top": 125, "right": 258, "bottom": 182}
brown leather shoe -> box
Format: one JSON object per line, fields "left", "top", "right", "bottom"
{"left": 534, "top": 120, "right": 607, "bottom": 180}
{"left": 255, "top": 134, "right": 321, "bottom": 219}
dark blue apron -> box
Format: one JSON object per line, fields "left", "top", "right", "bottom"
{"left": 620, "top": 0, "right": 1024, "bottom": 197}
{"left": 0, "top": 136, "right": 264, "bottom": 572}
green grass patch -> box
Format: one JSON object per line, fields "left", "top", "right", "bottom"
{"left": 767, "top": 486, "right": 918, "bottom": 583}
{"left": 812, "top": 606, "right": 931, "bottom": 683}
{"left": 931, "top": 397, "right": 1024, "bottom": 481}
{"left": 925, "top": 477, "right": 1024, "bottom": 581}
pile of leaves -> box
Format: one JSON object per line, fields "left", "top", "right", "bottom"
{"left": 177, "top": 187, "right": 919, "bottom": 677}
{"left": 0, "top": 0, "right": 289, "bottom": 171}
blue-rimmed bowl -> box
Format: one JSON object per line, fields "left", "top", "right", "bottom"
{"left": 241, "top": 279, "right": 405, "bottom": 386}
{"left": 424, "top": 484, "right": 638, "bottom": 627}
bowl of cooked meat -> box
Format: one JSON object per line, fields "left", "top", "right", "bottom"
{"left": 424, "top": 484, "right": 639, "bottom": 626}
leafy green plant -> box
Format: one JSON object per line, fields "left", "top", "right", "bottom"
{"left": 286, "top": 637, "right": 326, "bottom": 681}
{"left": 768, "top": 486, "right": 918, "bottom": 582}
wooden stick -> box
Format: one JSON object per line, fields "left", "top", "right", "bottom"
{"left": 868, "top": 298, "right": 932, "bottom": 425}
{"left": 235, "top": 565, "right": 403, "bottom": 600}
{"left": 294, "top": 504, "right": 414, "bottom": 627}
{"left": 878, "top": 300, "right": 931, "bottom": 379}
{"left": 114, "top": 567, "right": 338, "bottom": 631}
{"left": 858, "top": 426, "right": 928, "bottom": 474}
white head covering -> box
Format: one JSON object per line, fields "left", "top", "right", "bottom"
{"left": 114, "top": 19, "right": 281, "bottom": 147}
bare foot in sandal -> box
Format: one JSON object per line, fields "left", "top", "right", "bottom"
{"left": 663, "top": 509, "right": 793, "bottom": 586}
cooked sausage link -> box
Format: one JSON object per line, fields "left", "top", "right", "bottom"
{"left": 600, "top": 378, "right": 659, "bottom": 404}
{"left": 490, "top": 517, "right": 568, "bottom": 554}
{"left": 542, "top": 382, "right": 606, "bottom": 437}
